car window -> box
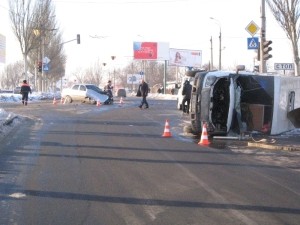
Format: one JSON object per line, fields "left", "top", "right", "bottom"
{"left": 79, "top": 85, "right": 86, "bottom": 91}
{"left": 72, "top": 85, "right": 79, "bottom": 90}
{"left": 86, "top": 85, "right": 102, "bottom": 93}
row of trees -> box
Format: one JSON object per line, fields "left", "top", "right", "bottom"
{"left": 6, "top": 0, "right": 66, "bottom": 91}
{"left": 1, "top": 0, "right": 299, "bottom": 92}
{"left": 1, "top": 0, "right": 182, "bottom": 92}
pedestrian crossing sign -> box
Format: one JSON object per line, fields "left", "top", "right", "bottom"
{"left": 247, "top": 37, "right": 259, "bottom": 50}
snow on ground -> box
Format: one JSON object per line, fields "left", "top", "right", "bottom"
{"left": 0, "top": 92, "right": 60, "bottom": 139}
{"left": 0, "top": 91, "right": 299, "bottom": 140}
{"left": 0, "top": 92, "right": 177, "bottom": 138}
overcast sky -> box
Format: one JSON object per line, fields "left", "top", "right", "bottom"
{"left": 0, "top": 0, "right": 294, "bottom": 74}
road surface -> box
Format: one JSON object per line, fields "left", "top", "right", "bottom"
{"left": 0, "top": 98, "right": 299, "bottom": 225}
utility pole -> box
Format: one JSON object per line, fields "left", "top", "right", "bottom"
{"left": 210, "top": 36, "right": 213, "bottom": 70}
{"left": 260, "top": 0, "right": 267, "bottom": 73}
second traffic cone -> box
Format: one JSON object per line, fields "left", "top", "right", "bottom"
{"left": 96, "top": 100, "right": 101, "bottom": 107}
{"left": 198, "top": 122, "right": 210, "bottom": 145}
{"left": 60, "top": 97, "right": 64, "bottom": 104}
{"left": 53, "top": 97, "right": 57, "bottom": 105}
{"left": 162, "top": 119, "right": 172, "bottom": 137}
{"left": 119, "top": 97, "right": 124, "bottom": 104}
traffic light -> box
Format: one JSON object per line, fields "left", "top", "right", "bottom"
{"left": 263, "top": 40, "right": 272, "bottom": 60}
{"left": 38, "top": 61, "right": 42, "bottom": 72}
{"left": 77, "top": 34, "right": 80, "bottom": 44}
{"left": 256, "top": 42, "right": 260, "bottom": 61}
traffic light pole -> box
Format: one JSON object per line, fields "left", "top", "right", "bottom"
{"left": 260, "top": 0, "right": 267, "bottom": 73}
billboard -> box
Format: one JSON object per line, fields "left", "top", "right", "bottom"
{"left": 127, "top": 74, "right": 143, "bottom": 84}
{"left": 169, "top": 48, "right": 202, "bottom": 68}
{"left": 0, "top": 34, "right": 6, "bottom": 63}
{"left": 133, "top": 42, "right": 169, "bottom": 60}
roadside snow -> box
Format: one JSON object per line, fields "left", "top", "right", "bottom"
{"left": 0, "top": 92, "right": 60, "bottom": 139}
{"left": 0, "top": 92, "right": 176, "bottom": 138}
{"left": 1, "top": 92, "right": 298, "bottom": 140}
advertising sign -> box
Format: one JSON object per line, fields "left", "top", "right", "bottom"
{"left": 133, "top": 42, "right": 169, "bottom": 60}
{"left": 133, "top": 42, "right": 157, "bottom": 60}
{"left": 127, "top": 74, "right": 143, "bottom": 84}
{"left": 169, "top": 48, "right": 202, "bottom": 67}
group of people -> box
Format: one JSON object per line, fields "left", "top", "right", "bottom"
{"left": 135, "top": 78, "right": 192, "bottom": 114}
{"left": 19, "top": 78, "right": 191, "bottom": 113}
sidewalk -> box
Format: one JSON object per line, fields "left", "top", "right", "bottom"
{"left": 247, "top": 135, "right": 300, "bottom": 151}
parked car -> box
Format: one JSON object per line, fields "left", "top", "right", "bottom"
{"left": 116, "top": 88, "right": 126, "bottom": 97}
{"left": 61, "top": 84, "right": 109, "bottom": 104}
{"left": 13, "top": 87, "right": 21, "bottom": 94}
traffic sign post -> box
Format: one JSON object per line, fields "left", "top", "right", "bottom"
{"left": 245, "top": 21, "right": 260, "bottom": 37}
{"left": 247, "top": 37, "right": 259, "bottom": 50}
{"left": 274, "top": 63, "right": 294, "bottom": 70}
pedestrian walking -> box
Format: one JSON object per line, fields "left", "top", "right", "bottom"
{"left": 182, "top": 80, "right": 192, "bottom": 114}
{"left": 138, "top": 79, "right": 149, "bottom": 109}
{"left": 20, "top": 80, "right": 32, "bottom": 106}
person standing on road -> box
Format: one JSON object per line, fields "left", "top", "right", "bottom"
{"left": 104, "top": 80, "right": 113, "bottom": 98}
{"left": 20, "top": 80, "right": 32, "bottom": 106}
{"left": 182, "top": 80, "right": 192, "bottom": 114}
{"left": 138, "top": 79, "right": 149, "bottom": 109}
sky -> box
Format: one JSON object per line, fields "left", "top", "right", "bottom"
{"left": 0, "top": 0, "right": 294, "bottom": 76}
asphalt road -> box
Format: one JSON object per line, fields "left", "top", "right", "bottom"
{"left": 0, "top": 97, "right": 299, "bottom": 225}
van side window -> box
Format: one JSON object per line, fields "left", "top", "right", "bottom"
{"left": 287, "top": 91, "right": 295, "bottom": 112}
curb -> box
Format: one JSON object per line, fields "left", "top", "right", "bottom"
{"left": 247, "top": 142, "right": 300, "bottom": 152}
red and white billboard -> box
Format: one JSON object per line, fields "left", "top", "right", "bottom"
{"left": 169, "top": 48, "right": 202, "bottom": 68}
{"left": 133, "top": 42, "right": 169, "bottom": 60}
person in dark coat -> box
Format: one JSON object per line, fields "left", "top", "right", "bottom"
{"left": 182, "top": 80, "right": 192, "bottom": 114}
{"left": 104, "top": 80, "right": 113, "bottom": 98}
{"left": 138, "top": 79, "right": 149, "bottom": 109}
{"left": 20, "top": 80, "right": 32, "bottom": 106}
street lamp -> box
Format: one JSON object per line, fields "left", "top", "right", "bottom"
{"left": 210, "top": 17, "right": 222, "bottom": 70}
{"left": 111, "top": 56, "right": 116, "bottom": 88}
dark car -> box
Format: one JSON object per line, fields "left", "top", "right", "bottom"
{"left": 116, "top": 88, "right": 126, "bottom": 97}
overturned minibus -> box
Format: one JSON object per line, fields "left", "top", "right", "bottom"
{"left": 189, "top": 66, "right": 300, "bottom": 136}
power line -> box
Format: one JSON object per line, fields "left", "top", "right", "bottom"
{"left": 53, "top": 0, "right": 189, "bottom": 4}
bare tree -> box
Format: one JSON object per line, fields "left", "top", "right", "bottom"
{"left": 0, "top": 60, "right": 25, "bottom": 89}
{"left": 9, "top": 0, "right": 40, "bottom": 80}
{"left": 9, "top": 0, "right": 66, "bottom": 91}
{"left": 266, "top": 0, "right": 300, "bottom": 76}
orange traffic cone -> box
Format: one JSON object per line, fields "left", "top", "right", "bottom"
{"left": 60, "top": 97, "right": 64, "bottom": 104}
{"left": 96, "top": 100, "right": 101, "bottom": 107}
{"left": 162, "top": 119, "right": 172, "bottom": 137}
{"left": 119, "top": 97, "right": 124, "bottom": 104}
{"left": 198, "top": 122, "right": 210, "bottom": 145}
{"left": 53, "top": 97, "right": 57, "bottom": 105}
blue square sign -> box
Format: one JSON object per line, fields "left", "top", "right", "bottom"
{"left": 247, "top": 37, "right": 259, "bottom": 50}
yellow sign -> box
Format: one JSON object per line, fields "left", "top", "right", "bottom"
{"left": 245, "top": 21, "right": 260, "bottom": 36}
